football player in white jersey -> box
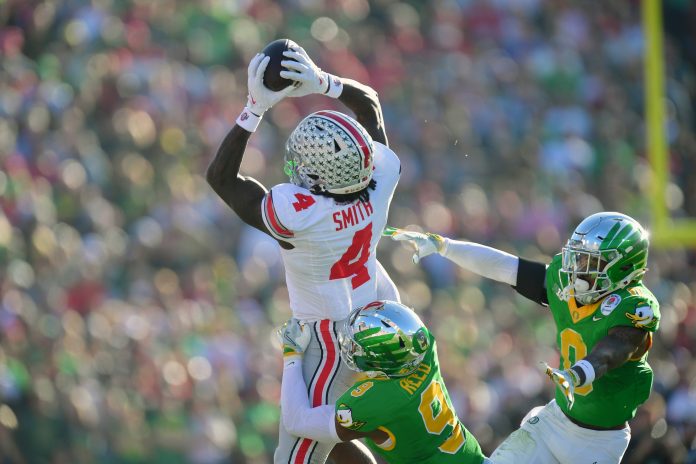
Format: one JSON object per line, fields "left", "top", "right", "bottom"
{"left": 206, "top": 45, "right": 401, "bottom": 464}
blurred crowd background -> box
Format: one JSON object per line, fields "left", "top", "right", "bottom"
{"left": 2, "top": 0, "right": 696, "bottom": 463}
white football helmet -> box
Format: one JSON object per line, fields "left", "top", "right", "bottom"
{"left": 284, "top": 110, "right": 375, "bottom": 195}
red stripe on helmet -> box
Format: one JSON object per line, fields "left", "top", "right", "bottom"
{"left": 316, "top": 111, "right": 371, "bottom": 169}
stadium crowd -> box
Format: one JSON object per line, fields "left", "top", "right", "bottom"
{"left": 1, "top": 0, "right": 695, "bottom": 462}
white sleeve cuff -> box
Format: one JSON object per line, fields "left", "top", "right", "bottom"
{"left": 324, "top": 74, "right": 343, "bottom": 98}
{"left": 441, "top": 239, "right": 519, "bottom": 285}
{"left": 236, "top": 107, "right": 262, "bottom": 132}
{"left": 571, "top": 360, "right": 596, "bottom": 387}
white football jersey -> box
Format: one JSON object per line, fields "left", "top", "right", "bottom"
{"left": 261, "top": 142, "right": 400, "bottom": 321}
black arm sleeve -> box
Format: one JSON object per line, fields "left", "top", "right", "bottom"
{"left": 512, "top": 258, "right": 549, "bottom": 306}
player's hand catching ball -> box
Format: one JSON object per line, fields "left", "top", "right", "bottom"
{"left": 385, "top": 227, "right": 446, "bottom": 264}
{"left": 246, "top": 53, "right": 295, "bottom": 116}
{"left": 543, "top": 363, "right": 578, "bottom": 410}
{"left": 280, "top": 46, "right": 341, "bottom": 98}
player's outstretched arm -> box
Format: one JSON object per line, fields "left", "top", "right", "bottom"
{"left": 206, "top": 126, "right": 266, "bottom": 230}
{"left": 206, "top": 54, "right": 293, "bottom": 232}
{"left": 388, "top": 229, "right": 519, "bottom": 284}
{"left": 338, "top": 79, "right": 387, "bottom": 147}
{"left": 387, "top": 227, "right": 549, "bottom": 305}
{"left": 280, "top": 47, "right": 387, "bottom": 146}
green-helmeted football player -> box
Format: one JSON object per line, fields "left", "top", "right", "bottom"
{"left": 389, "top": 212, "right": 658, "bottom": 464}
{"left": 279, "top": 300, "right": 487, "bottom": 464}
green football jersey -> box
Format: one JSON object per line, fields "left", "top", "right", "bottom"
{"left": 334, "top": 334, "right": 484, "bottom": 464}
{"left": 546, "top": 254, "right": 660, "bottom": 428}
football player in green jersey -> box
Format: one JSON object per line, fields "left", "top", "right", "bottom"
{"left": 389, "top": 212, "right": 659, "bottom": 463}
{"left": 279, "top": 300, "right": 487, "bottom": 464}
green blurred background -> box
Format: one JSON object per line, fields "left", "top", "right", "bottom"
{"left": 1, "top": 0, "right": 695, "bottom": 463}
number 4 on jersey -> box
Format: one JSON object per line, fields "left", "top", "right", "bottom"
{"left": 292, "top": 193, "right": 315, "bottom": 212}
{"left": 330, "top": 223, "right": 372, "bottom": 289}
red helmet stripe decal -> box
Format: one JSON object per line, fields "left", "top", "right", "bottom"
{"left": 315, "top": 111, "right": 371, "bottom": 169}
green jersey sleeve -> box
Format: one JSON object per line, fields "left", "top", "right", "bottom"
{"left": 603, "top": 284, "right": 660, "bottom": 333}
{"left": 335, "top": 378, "right": 394, "bottom": 433}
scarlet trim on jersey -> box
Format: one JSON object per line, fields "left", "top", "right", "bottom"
{"left": 316, "top": 111, "right": 371, "bottom": 169}
{"left": 288, "top": 320, "right": 341, "bottom": 464}
{"left": 262, "top": 191, "right": 294, "bottom": 240}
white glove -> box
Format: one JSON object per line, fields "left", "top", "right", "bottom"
{"left": 385, "top": 227, "right": 446, "bottom": 264}
{"left": 280, "top": 47, "right": 343, "bottom": 98}
{"left": 543, "top": 363, "right": 578, "bottom": 410}
{"left": 246, "top": 53, "right": 295, "bottom": 116}
{"left": 278, "top": 318, "right": 311, "bottom": 362}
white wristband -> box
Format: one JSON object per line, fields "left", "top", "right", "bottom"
{"left": 571, "top": 360, "right": 596, "bottom": 387}
{"left": 283, "top": 354, "right": 302, "bottom": 368}
{"left": 236, "top": 107, "right": 262, "bottom": 132}
{"left": 324, "top": 74, "right": 343, "bottom": 99}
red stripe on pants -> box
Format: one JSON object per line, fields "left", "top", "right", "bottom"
{"left": 293, "top": 438, "right": 313, "bottom": 464}
{"left": 312, "top": 320, "right": 336, "bottom": 407}
{"left": 293, "top": 320, "right": 336, "bottom": 464}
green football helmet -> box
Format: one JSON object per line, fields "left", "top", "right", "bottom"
{"left": 338, "top": 301, "right": 431, "bottom": 378}
{"left": 560, "top": 212, "right": 649, "bottom": 305}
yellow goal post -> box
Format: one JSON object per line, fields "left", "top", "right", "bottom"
{"left": 643, "top": 0, "right": 696, "bottom": 247}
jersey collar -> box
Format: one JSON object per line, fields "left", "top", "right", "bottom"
{"left": 567, "top": 289, "right": 602, "bottom": 323}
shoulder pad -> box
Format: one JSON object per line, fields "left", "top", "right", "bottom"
{"left": 603, "top": 286, "right": 659, "bottom": 331}
{"left": 262, "top": 184, "right": 320, "bottom": 239}
{"left": 373, "top": 142, "right": 401, "bottom": 178}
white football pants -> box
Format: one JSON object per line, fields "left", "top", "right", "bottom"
{"left": 490, "top": 400, "right": 630, "bottom": 464}
{"left": 274, "top": 319, "right": 359, "bottom": 464}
